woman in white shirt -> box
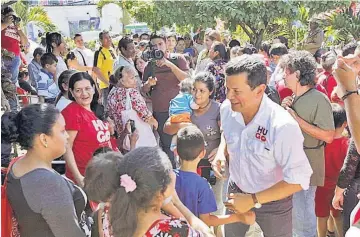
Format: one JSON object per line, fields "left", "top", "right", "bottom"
{"left": 45, "top": 32, "right": 68, "bottom": 80}
{"left": 55, "top": 70, "right": 76, "bottom": 112}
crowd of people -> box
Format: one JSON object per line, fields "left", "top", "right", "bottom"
{"left": 2, "top": 4, "right": 360, "bottom": 237}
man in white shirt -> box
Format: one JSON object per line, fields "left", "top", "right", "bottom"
{"left": 71, "top": 33, "right": 94, "bottom": 73}
{"left": 212, "top": 55, "right": 313, "bottom": 237}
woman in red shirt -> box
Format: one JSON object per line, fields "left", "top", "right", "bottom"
{"left": 317, "top": 51, "right": 337, "bottom": 99}
{"left": 62, "top": 72, "right": 111, "bottom": 186}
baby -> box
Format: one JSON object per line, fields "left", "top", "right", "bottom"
{"left": 169, "top": 78, "right": 199, "bottom": 151}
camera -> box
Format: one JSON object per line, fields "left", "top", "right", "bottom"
{"left": 141, "top": 43, "right": 164, "bottom": 62}
{"left": 11, "top": 15, "right": 21, "bottom": 24}
{"left": 129, "top": 119, "right": 136, "bottom": 133}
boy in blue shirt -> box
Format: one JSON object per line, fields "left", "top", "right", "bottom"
{"left": 174, "top": 126, "right": 255, "bottom": 227}
{"left": 38, "top": 53, "right": 60, "bottom": 104}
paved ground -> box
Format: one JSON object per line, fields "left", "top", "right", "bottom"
{"left": 246, "top": 224, "right": 263, "bottom": 237}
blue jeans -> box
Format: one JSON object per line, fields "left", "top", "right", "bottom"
{"left": 9, "top": 55, "right": 21, "bottom": 84}
{"left": 292, "top": 186, "right": 317, "bottom": 237}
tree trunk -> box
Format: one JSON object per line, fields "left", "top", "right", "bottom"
{"left": 253, "top": 32, "right": 264, "bottom": 49}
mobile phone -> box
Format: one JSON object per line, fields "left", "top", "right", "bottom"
{"left": 129, "top": 119, "right": 136, "bottom": 133}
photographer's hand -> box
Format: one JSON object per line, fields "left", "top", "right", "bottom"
{"left": 156, "top": 57, "right": 188, "bottom": 82}
{"left": 156, "top": 58, "right": 174, "bottom": 68}
{"left": 146, "top": 77, "right": 157, "bottom": 86}
{"left": 16, "top": 22, "right": 28, "bottom": 47}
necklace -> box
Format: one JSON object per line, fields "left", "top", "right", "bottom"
{"left": 198, "top": 100, "right": 211, "bottom": 110}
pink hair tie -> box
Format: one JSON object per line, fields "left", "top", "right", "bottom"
{"left": 120, "top": 174, "right": 137, "bottom": 193}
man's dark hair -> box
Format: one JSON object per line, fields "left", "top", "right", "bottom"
{"left": 177, "top": 37, "right": 185, "bottom": 42}
{"left": 229, "top": 39, "right": 241, "bottom": 48}
{"left": 33, "top": 47, "right": 45, "bottom": 58}
{"left": 118, "top": 36, "right": 133, "bottom": 52}
{"left": 132, "top": 33, "right": 139, "bottom": 39}
{"left": 225, "top": 54, "right": 267, "bottom": 89}
{"left": 40, "top": 52, "right": 58, "bottom": 68}
{"left": 140, "top": 32, "right": 150, "bottom": 40}
{"left": 150, "top": 32, "right": 166, "bottom": 42}
{"left": 280, "top": 50, "right": 317, "bottom": 86}
{"left": 332, "top": 103, "right": 347, "bottom": 128}
{"left": 260, "top": 41, "right": 271, "bottom": 57}
{"left": 99, "top": 30, "right": 109, "bottom": 41}
{"left": 342, "top": 42, "right": 357, "bottom": 57}
{"left": 213, "top": 41, "right": 229, "bottom": 61}
{"left": 73, "top": 33, "right": 82, "bottom": 40}
{"left": 177, "top": 126, "right": 205, "bottom": 161}
{"left": 275, "top": 36, "right": 289, "bottom": 48}
{"left": 269, "top": 43, "right": 288, "bottom": 57}
{"left": 239, "top": 45, "right": 257, "bottom": 55}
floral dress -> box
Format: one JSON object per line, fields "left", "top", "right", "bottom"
{"left": 107, "top": 87, "right": 152, "bottom": 135}
{"left": 145, "top": 217, "right": 203, "bottom": 237}
{"left": 100, "top": 212, "right": 202, "bottom": 237}
{"left": 205, "top": 59, "right": 227, "bottom": 103}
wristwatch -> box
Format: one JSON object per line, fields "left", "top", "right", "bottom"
{"left": 341, "top": 89, "right": 360, "bottom": 101}
{"left": 251, "top": 194, "right": 262, "bottom": 209}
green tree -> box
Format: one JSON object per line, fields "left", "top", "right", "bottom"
{"left": 123, "top": 0, "right": 349, "bottom": 48}
{"left": 320, "top": 7, "right": 360, "bottom": 44}
{"left": 13, "top": 0, "right": 56, "bottom": 32}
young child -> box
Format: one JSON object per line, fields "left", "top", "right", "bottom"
{"left": 38, "top": 53, "right": 60, "bottom": 104}
{"left": 315, "top": 103, "right": 349, "bottom": 237}
{"left": 169, "top": 78, "right": 199, "bottom": 151}
{"left": 174, "top": 126, "right": 255, "bottom": 228}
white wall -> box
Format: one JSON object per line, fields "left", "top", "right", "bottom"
{"left": 42, "top": 4, "right": 122, "bottom": 37}
{"left": 101, "top": 3, "right": 123, "bottom": 33}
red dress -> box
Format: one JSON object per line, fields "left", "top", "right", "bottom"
{"left": 144, "top": 217, "right": 203, "bottom": 237}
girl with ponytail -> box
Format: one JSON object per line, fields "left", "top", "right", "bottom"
{"left": 45, "top": 32, "right": 68, "bottom": 79}
{"left": 84, "top": 147, "right": 213, "bottom": 237}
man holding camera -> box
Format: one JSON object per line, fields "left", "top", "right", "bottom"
{"left": 142, "top": 33, "right": 189, "bottom": 167}
{"left": 1, "top": 6, "right": 28, "bottom": 111}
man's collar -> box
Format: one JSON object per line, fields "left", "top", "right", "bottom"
{"left": 40, "top": 69, "right": 53, "bottom": 78}
{"left": 253, "top": 94, "right": 270, "bottom": 126}
{"left": 76, "top": 46, "right": 86, "bottom": 51}
{"left": 230, "top": 94, "right": 270, "bottom": 127}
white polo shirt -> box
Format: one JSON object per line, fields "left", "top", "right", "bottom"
{"left": 221, "top": 95, "right": 313, "bottom": 194}
{"left": 73, "top": 47, "right": 94, "bottom": 67}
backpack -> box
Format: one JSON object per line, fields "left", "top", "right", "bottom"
{"left": 93, "top": 47, "right": 116, "bottom": 67}
{"left": 1, "top": 157, "right": 21, "bottom": 237}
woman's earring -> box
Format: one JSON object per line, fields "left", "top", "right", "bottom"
{"left": 44, "top": 143, "right": 48, "bottom": 148}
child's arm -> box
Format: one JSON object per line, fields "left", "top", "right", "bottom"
{"left": 199, "top": 211, "right": 255, "bottom": 227}
{"left": 162, "top": 200, "right": 184, "bottom": 219}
